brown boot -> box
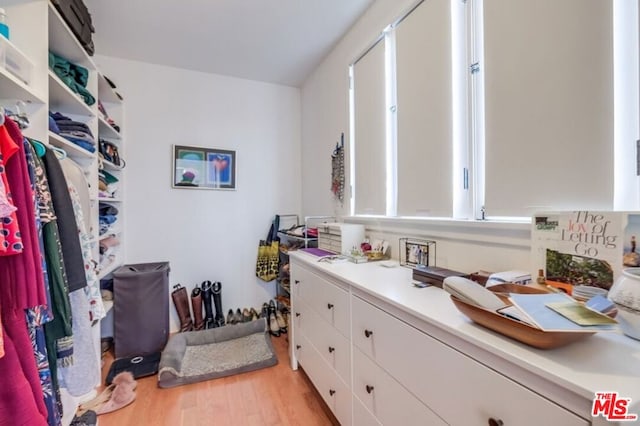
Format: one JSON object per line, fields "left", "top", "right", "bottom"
{"left": 171, "top": 284, "right": 193, "bottom": 332}
{"left": 191, "top": 287, "right": 205, "bottom": 331}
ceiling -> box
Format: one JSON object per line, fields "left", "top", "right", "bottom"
{"left": 85, "top": 0, "right": 375, "bottom": 88}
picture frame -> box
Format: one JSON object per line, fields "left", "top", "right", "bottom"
{"left": 399, "top": 237, "right": 436, "bottom": 268}
{"left": 172, "top": 145, "right": 236, "bottom": 190}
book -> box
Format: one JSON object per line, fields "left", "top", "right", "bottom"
{"left": 531, "top": 211, "right": 640, "bottom": 293}
{"left": 545, "top": 301, "right": 617, "bottom": 326}
{"left": 509, "top": 293, "right": 618, "bottom": 332}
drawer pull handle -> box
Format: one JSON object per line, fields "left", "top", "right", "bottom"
{"left": 295, "top": 312, "right": 301, "bottom": 317}
{"left": 328, "top": 346, "right": 335, "bottom": 353}
{"left": 329, "top": 389, "right": 336, "bottom": 396}
{"left": 327, "top": 303, "right": 334, "bottom": 309}
{"left": 488, "top": 419, "right": 503, "bottom": 426}
{"left": 296, "top": 345, "right": 301, "bottom": 350}
{"left": 364, "top": 329, "right": 373, "bottom": 338}
{"left": 366, "top": 385, "right": 374, "bottom": 394}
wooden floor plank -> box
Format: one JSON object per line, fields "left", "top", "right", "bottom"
{"left": 93, "top": 333, "right": 334, "bottom": 426}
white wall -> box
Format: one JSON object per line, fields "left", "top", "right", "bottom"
{"left": 95, "top": 56, "right": 301, "bottom": 332}
{"left": 301, "top": 0, "right": 532, "bottom": 274}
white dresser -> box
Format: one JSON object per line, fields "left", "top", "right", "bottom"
{"left": 288, "top": 251, "right": 640, "bottom": 426}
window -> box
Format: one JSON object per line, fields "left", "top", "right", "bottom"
{"left": 395, "top": 0, "right": 453, "bottom": 218}
{"left": 479, "top": 0, "right": 615, "bottom": 218}
{"left": 352, "top": 38, "right": 387, "bottom": 216}
{"left": 349, "top": 0, "right": 638, "bottom": 221}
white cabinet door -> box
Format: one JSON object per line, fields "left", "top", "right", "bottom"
{"left": 352, "top": 295, "right": 588, "bottom": 426}
{"left": 353, "top": 346, "right": 446, "bottom": 426}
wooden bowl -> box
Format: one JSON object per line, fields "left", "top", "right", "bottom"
{"left": 487, "top": 283, "right": 549, "bottom": 297}
{"left": 450, "top": 287, "right": 597, "bottom": 349}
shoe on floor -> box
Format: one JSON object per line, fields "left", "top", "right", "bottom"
{"left": 95, "top": 382, "right": 136, "bottom": 415}
{"left": 226, "top": 309, "right": 235, "bottom": 325}
{"left": 249, "top": 307, "right": 259, "bottom": 321}
{"left": 242, "top": 308, "right": 252, "bottom": 323}
{"left": 233, "top": 308, "right": 243, "bottom": 324}
{"left": 269, "top": 312, "right": 281, "bottom": 337}
{"left": 112, "top": 371, "right": 137, "bottom": 391}
{"left": 276, "top": 309, "right": 287, "bottom": 333}
{"left": 260, "top": 303, "right": 269, "bottom": 319}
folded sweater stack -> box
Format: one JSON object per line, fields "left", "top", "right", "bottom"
{"left": 50, "top": 112, "right": 96, "bottom": 153}
{"left": 49, "top": 51, "right": 96, "bottom": 106}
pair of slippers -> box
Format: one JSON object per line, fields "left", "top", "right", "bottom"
{"left": 77, "top": 371, "right": 137, "bottom": 416}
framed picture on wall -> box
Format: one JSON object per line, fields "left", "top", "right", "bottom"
{"left": 172, "top": 145, "right": 236, "bottom": 190}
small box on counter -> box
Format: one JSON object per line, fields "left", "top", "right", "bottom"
{"left": 413, "top": 266, "right": 468, "bottom": 289}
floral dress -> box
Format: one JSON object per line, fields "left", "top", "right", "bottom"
{"left": 0, "top": 125, "right": 23, "bottom": 255}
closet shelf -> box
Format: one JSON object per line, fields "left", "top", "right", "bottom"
{"left": 97, "top": 259, "right": 122, "bottom": 281}
{"left": 0, "top": 67, "right": 45, "bottom": 103}
{"left": 98, "top": 117, "right": 121, "bottom": 140}
{"left": 48, "top": 131, "right": 96, "bottom": 161}
{"left": 98, "top": 197, "right": 123, "bottom": 203}
{"left": 48, "top": 71, "right": 95, "bottom": 116}
{"left": 99, "top": 230, "right": 122, "bottom": 241}
{"left": 101, "top": 158, "right": 124, "bottom": 171}
{"left": 98, "top": 73, "right": 122, "bottom": 104}
{"left": 48, "top": 2, "right": 96, "bottom": 70}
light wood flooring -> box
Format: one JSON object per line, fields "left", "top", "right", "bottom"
{"left": 95, "top": 334, "right": 335, "bottom": 426}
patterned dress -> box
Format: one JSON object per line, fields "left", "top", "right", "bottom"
{"left": 25, "top": 141, "right": 60, "bottom": 426}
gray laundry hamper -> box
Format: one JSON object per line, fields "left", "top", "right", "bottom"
{"left": 113, "top": 261, "right": 170, "bottom": 358}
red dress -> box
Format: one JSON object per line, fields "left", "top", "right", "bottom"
{"left": 0, "top": 124, "right": 22, "bottom": 255}
{"left": 0, "top": 119, "right": 48, "bottom": 425}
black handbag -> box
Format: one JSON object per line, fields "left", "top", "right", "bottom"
{"left": 99, "top": 139, "right": 123, "bottom": 167}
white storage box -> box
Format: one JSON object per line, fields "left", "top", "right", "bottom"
{"left": 0, "top": 36, "right": 33, "bottom": 85}
{"left": 318, "top": 223, "right": 365, "bottom": 255}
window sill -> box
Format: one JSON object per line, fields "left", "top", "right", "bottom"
{"left": 343, "top": 215, "right": 531, "bottom": 248}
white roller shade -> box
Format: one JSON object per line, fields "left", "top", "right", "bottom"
{"left": 483, "top": 0, "right": 614, "bottom": 217}
{"left": 395, "top": 0, "right": 452, "bottom": 217}
{"left": 353, "top": 39, "right": 387, "bottom": 215}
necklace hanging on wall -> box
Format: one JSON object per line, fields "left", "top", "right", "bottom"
{"left": 331, "top": 133, "right": 345, "bottom": 205}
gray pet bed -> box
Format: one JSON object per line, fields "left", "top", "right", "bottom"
{"left": 158, "top": 318, "right": 277, "bottom": 388}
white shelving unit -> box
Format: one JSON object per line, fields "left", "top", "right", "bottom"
{"left": 1, "top": 2, "right": 126, "bottom": 425}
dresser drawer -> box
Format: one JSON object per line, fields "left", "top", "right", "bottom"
{"left": 353, "top": 395, "right": 381, "bottom": 426}
{"left": 351, "top": 296, "right": 588, "bottom": 426}
{"left": 353, "top": 346, "right": 445, "bottom": 426}
{"left": 297, "top": 297, "right": 350, "bottom": 383}
{"left": 293, "top": 265, "right": 350, "bottom": 337}
{"left": 295, "top": 333, "right": 352, "bottom": 426}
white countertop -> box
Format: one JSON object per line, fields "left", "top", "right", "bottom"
{"left": 290, "top": 251, "right": 640, "bottom": 409}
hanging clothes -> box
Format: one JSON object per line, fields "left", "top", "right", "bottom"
{"left": 41, "top": 148, "right": 87, "bottom": 292}
{"left": 0, "top": 313, "right": 48, "bottom": 426}
{"left": 35, "top": 148, "right": 74, "bottom": 420}
{"left": 57, "top": 289, "right": 99, "bottom": 397}
{"left": 57, "top": 157, "right": 100, "bottom": 396}
{"left": 25, "top": 141, "right": 61, "bottom": 426}
{"left": 0, "top": 118, "right": 46, "bottom": 307}
{"left": 60, "top": 157, "right": 104, "bottom": 321}
{"left": 0, "top": 118, "right": 48, "bottom": 425}
{"left": 0, "top": 124, "right": 23, "bottom": 255}
{"left": 0, "top": 177, "right": 16, "bottom": 218}
{"left": 0, "top": 305, "right": 3, "bottom": 360}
